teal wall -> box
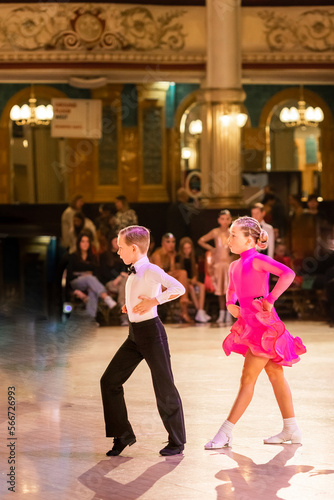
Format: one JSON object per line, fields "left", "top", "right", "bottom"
{"left": 1, "top": 82, "right": 332, "bottom": 131}
{"left": 244, "top": 84, "right": 334, "bottom": 128}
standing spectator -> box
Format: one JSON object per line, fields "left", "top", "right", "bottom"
{"left": 61, "top": 194, "right": 84, "bottom": 249}
{"left": 114, "top": 195, "right": 138, "bottom": 233}
{"left": 288, "top": 194, "right": 304, "bottom": 218}
{"left": 251, "top": 203, "right": 275, "bottom": 258}
{"left": 198, "top": 209, "right": 233, "bottom": 324}
{"left": 68, "top": 211, "right": 99, "bottom": 254}
{"left": 95, "top": 204, "right": 116, "bottom": 253}
{"left": 263, "top": 193, "right": 287, "bottom": 238}
{"left": 177, "top": 237, "right": 211, "bottom": 323}
{"left": 167, "top": 187, "right": 196, "bottom": 245}
{"left": 67, "top": 232, "right": 116, "bottom": 320}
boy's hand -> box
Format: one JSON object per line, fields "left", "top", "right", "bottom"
{"left": 121, "top": 304, "right": 127, "bottom": 314}
{"left": 227, "top": 304, "right": 241, "bottom": 318}
{"left": 132, "top": 295, "right": 159, "bottom": 315}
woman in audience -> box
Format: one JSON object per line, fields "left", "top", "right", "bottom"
{"left": 177, "top": 237, "right": 210, "bottom": 323}
{"left": 68, "top": 211, "right": 99, "bottom": 254}
{"left": 67, "top": 231, "right": 116, "bottom": 321}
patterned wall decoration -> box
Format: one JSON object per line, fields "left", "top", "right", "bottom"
{"left": 242, "top": 6, "right": 334, "bottom": 65}
{"left": 259, "top": 9, "right": 334, "bottom": 52}
{"left": 142, "top": 107, "right": 163, "bottom": 185}
{"left": 0, "top": 4, "right": 186, "bottom": 52}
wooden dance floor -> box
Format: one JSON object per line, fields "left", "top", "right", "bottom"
{"left": 0, "top": 313, "right": 333, "bottom": 499}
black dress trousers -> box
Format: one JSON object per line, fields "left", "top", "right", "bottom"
{"left": 100, "top": 317, "right": 186, "bottom": 446}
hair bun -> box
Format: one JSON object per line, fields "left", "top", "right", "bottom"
{"left": 257, "top": 229, "right": 268, "bottom": 250}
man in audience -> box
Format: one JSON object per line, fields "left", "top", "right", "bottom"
{"left": 251, "top": 202, "right": 275, "bottom": 258}
{"left": 61, "top": 194, "right": 84, "bottom": 249}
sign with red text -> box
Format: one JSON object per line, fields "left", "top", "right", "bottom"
{"left": 51, "top": 98, "right": 102, "bottom": 139}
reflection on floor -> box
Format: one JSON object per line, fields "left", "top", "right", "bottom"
{"left": 0, "top": 311, "right": 333, "bottom": 499}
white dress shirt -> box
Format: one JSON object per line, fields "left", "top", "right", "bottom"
{"left": 126, "top": 256, "right": 185, "bottom": 323}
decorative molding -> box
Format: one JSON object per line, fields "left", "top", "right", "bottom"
{"left": 259, "top": 9, "right": 334, "bottom": 52}
{"left": 243, "top": 7, "right": 334, "bottom": 64}
{"left": 0, "top": 4, "right": 190, "bottom": 52}
{"left": 0, "top": 4, "right": 333, "bottom": 78}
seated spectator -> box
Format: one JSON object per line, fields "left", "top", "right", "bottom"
{"left": 114, "top": 195, "right": 138, "bottom": 233}
{"left": 150, "top": 233, "right": 193, "bottom": 323}
{"left": 147, "top": 234, "right": 156, "bottom": 258}
{"left": 98, "top": 234, "right": 128, "bottom": 326}
{"left": 274, "top": 242, "right": 292, "bottom": 267}
{"left": 67, "top": 232, "right": 116, "bottom": 321}
{"left": 273, "top": 242, "right": 302, "bottom": 289}
{"left": 177, "top": 237, "right": 211, "bottom": 323}
{"left": 61, "top": 194, "right": 84, "bottom": 249}
{"left": 251, "top": 202, "right": 275, "bottom": 258}
{"left": 68, "top": 211, "right": 99, "bottom": 254}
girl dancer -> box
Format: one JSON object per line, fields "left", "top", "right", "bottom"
{"left": 205, "top": 216, "right": 306, "bottom": 449}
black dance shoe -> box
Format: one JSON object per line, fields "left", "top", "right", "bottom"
{"left": 159, "top": 443, "right": 184, "bottom": 456}
{"left": 106, "top": 434, "right": 136, "bottom": 456}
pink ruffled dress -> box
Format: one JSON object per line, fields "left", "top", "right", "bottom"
{"left": 223, "top": 248, "right": 306, "bottom": 367}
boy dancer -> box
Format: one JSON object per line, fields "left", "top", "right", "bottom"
{"left": 100, "top": 225, "right": 186, "bottom": 456}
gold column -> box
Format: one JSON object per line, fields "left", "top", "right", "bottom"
{"left": 201, "top": 0, "right": 245, "bottom": 208}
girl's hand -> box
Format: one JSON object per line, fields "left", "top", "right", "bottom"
{"left": 121, "top": 304, "right": 127, "bottom": 314}
{"left": 262, "top": 299, "right": 273, "bottom": 312}
{"left": 132, "top": 295, "right": 159, "bottom": 315}
{"left": 227, "top": 304, "right": 240, "bottom": 318}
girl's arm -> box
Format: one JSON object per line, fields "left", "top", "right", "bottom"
{"left": 198, "top": 229, "right": 216, "bottom": 252}
{"left": 253, "top": 255, "right": 295, "bottom": 304}
{"left": 226, "top": 262, "right": 240, "bottom": 317}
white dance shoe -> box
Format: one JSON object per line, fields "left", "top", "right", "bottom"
{"left": 216, "top": 310, "right": 226, "bottom": 324}
{"left": 263, "top": 428, "right": 302, "bottom": 444}
{"left": 225, "top": 310, "right": 234, "bottom": 326}
{"left": 205, "top": 431, "right": 232, "bottom": 449}
{"left": 195, "top": 309, "right": 210, "bottom": 323}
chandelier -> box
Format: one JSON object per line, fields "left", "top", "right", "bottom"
{"left": 10, "top": 85, "right": 53, "bottom": 126}
{"left": 279, "top": 86, "right": 324, "bottom": 128}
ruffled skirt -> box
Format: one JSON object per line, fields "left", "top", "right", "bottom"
{"left": 223, "top": 299, "right": 306, "bottom": 367}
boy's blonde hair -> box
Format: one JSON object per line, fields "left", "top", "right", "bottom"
{"left": 118, "top": 225, "right": 150, "bottom": 254}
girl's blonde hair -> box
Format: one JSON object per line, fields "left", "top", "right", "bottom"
{"left": 118, "top": 225, "right": 150, "bottom": 253}
{"left": 232, "top": 216, "right": 268, "bottom": 250}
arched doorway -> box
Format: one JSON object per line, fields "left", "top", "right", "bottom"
{"left": 0, "top": 85, "right": 68, "bottom": 203}
{"left": 259, "top": 87, "right": 333, "bottom": 200}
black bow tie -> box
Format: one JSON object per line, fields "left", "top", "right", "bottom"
{"left": 128, "top": 265, "right": 136, "bottom": 275}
